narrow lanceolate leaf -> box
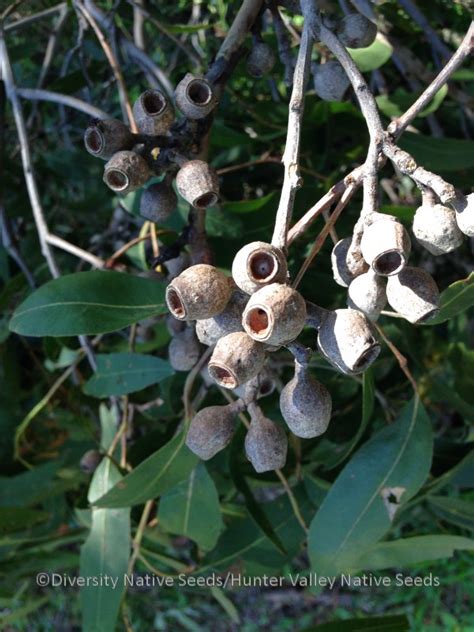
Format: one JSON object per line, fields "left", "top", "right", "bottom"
{"left": 303, "top": 615, "right": 410, "bottom": 632}
{"left": 80, "top": 406, "right": 130, "bottom": 632}
{"left": 425, "top": 272, "right": 474, "bottom": 325}
{"left": 9, "top": 271, "right": 167, "bottom": 337}
{"left": 352, "top": 535, "right": 474, "bottom": 571}
{"left": 94, "top": 432, "right": 198, "bottom": 508}
{"left": 427, "top": 496, "right": 474, "bottom": 531}
{"left": 308, "top": 397, "right": 433, "bottom": 576}
{"left": 158, "top": 463, "right": 223, "bottom": 551}
{"left": 83, "top": 353, "right": 174, "bottom": 397}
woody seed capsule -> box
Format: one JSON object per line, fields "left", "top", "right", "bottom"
{"left": 175, "top": 73, "right": 217, "bottom": 119}
{"left": 232, "top": 241, "right": 288, "bottom": 295}
{"left": 103, "top": 151, "right": 151, "bottom": 194}
{"left": 360, "top": 216, "right": 411, "bottom": 276}
{"left": 243, "top": 283, "right": 307, "bottom": 346}
{"left": 168, "top": 326, "right": 202, "bottom": 372}
{"left": 186, "top": 402, "right": 242, "bottom": 460}
{"left": 166, "top": 264, "right": 232, "bottom": 321}
{"left": 196, "top": 289, "right": 248, "bottom": 346}
{"left": 452, "top": 193, "right": 474, "bottom": 237}
{"left": 337, "top": 13, "right": 377, "bottom": 48}
{"left": 280, "top": 362, "right": 332, "bottom": 438}
{"left": 317, "top": 308, "right": 380, "bottom": 375}
{"left": 208, "top": 331, "right": 266, "bottom": 389}
{"left": 331, "top": 237, "right": 368, "bottom": 287}
{"left": 84, "top": 118, "right": 134, "bottom": 160}
{"left": 140, "top": 181, "right": 177, "bottom": 222}
{"left": 313, "top": 61, "right": 351, "bottom": 102}
{"left": 247, "top": 42, "right": 276, "bottom": 77}
{"left": 386, "top": 266, "right": 440, "bottom": 324}
{"left": 412, "top": 204, "right": 463, "bottom": 255}
{"left": 245, "top": 404, "right": 288, "bottom": 473}
{"left": 132, "top": 89, "right": 175, "bottom": 135}
{"left": 175, "top": 160, "right": 220, "bottom": 209}
{"left": 347, "top": 270, "right": 387, "bottom": 321}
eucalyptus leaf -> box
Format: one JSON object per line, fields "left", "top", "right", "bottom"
{"left": 425, "top": 273, "right": 474, "bottom": 325}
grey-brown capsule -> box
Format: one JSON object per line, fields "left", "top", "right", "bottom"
{"left": 317, "top": 308, "right": 380, "bottom": 374}
{"left": 186, "top": 402, "right": 241, "bottom": 460}
{"left": 80, "top": 449, "right": 102, "bottom": 474}
{"left": 386, "top": 266, "right": 440, "bottom": 324}
{"left": 247, "top": 42, "right": 276, "bottom": 77}
{"left": 313, "top": 61, "right": 351, "bottom": 102}
{"left": 168, "top": 326, "right": 201, "bottom": 372}
{"left": 195, "top": 289, "right": 248, "bottom": 346}
{"left": 360, "top": 216, "right": 411, "bottom": 276}
{"left": 175, "top": 160, "right": 219, "bottom": 209}
{"left": 132, "top": 89, "right": 175, "bottom": 135}
{"left": 103, "top": 150, "right": 151, "bottom": 194}
{"left": 165, "top": 252, "right": 191, "bottom": 280}
{"left": 337, "top": 13, "right": 377, "bottom": 48}
{"left": 166, "top": 264, "right": 232, "bottom": 321}
{"left": 232, "top": 241, "right": 288, "bottom": 295}
{"left": 208, "top": 331, "right": 266, "bottom": 389}
{"left": 412, "top": 204, "right": 463, "bottom": 255}
{"left": 84, "top": 118, "right": 134, "bottom": 160}
{"left": 280, "top": 362, "right": 332, "bottom": 439}
{"left": 175, "top": 73, "right": 217, "bottom": 119}
{"left": 245, "top": 405, "right": 288, "bottom": 473}
{"left": 453, "top": 193, "right": 474, "bottom": 237}
{"left": 140, "top": 181, "right": 177, "bottom": 222}
{"left": 243, "top": 283, "right": 307, "bottom": 346}
{"left": 347, "top": 270, "right": 387, "bottom": 321}
{"left": 166, "top": 313, "right": 186, "bottom": 336}
{"left": 331, "top": 237, "right": 368, "bottom": 287}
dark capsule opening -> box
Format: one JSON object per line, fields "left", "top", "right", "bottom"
{"left": 104, "top": 169, "right": 129, "bottom": 191}
{"left": 416, "top": 308, "right": 439, "bottom": 324}
{"left": 246, "top": 307, "right": 270, "bottom": 337}
{"left": 208, "top": 364, "right": 237, "bottom": 389}
{"left": 195, "top": 192, "right": 218, "bottom": 208}
{"left": 85, "top": 128, "right": 103, "bottom": 154}
{"left": 373, "top": 251, "right": 404, "bottom": 276}
{"left": 353, "top": 344, "right": 380, "bottom": 372}
{"left": 142, "top": 90, "right": 166, "bottom": 116}
{"left": 249, "top": 251, "right": 276, "bottom": 281}
{"left": 259, "top": 378, "right": 274, "bottom": 397}
{"left": 187, "top": 80, "right": 212, "bottom": 106}
{"left": 166, "top": 287, "right": 186, "bottom": 319}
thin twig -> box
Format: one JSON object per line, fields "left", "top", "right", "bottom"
{"left": 47, "top": 233, "right": 105, "bottom": 268}
{"left": 183, "top": 346, "right": 213, "bottom": 423}
{"left": 375, "top": 323, "right": 418, "bottom": 394}
{"left": 4, "top": 3, "right": 67, "bottom": 31}
{"left": 215, "top": 0, "right": 265, "bottom": 63}
{"left": 16, "top": 88, "right": 109, "bottom": 119}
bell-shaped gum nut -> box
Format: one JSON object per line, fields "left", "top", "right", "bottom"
{"left": 175, "top": 73, "right": 217, "bottom": 119}
{"left": 140, "top": 181, "right": 177, "bottom": 222}
{"left": 132, "top": 89, "right": 175, "bottom": 135}
{"left": 175, "top": 160, "right": 219, "bottom": 209}
{"left": 453, "top": 193, "right": 474, "bottom": 237}
{"left": 412, "top": 204, "right": 464, "bottom": 255}
{"left": 168, "top": 327, "right": 202, "bottom": 371}
{"left": 103, "top": 150, "right": 151, "bottom": 194}
{"left": 243, "top": 283, "right": 307, "bottom": 346}
{"left": 247, "top": 42, "right": 276, "bottom": 78}
{"left": 313, "top": 61, "right": 351, "bottom": 102}
{"left": 186, "top": 403, "right": 241, "bottom": 460}
{"left": 165, "top": 252, "right": 191, "bottom": 280}
{"left": 360, "top": 217, "right": 411, "bottom": 276}
{"left": 337, "top": 13, "right": 377, "bottom": 48}
{"left": 84, "top": 118, "right": 134, "bottom": 160}
{"left": 196, "top": 289, "right": 248, "bottom": 346}
{"left": 280, "top": 362, "right": 332, "bottom": 438}
{"left": 331, "top": 237, "right": 368, "bottom": 287}
{"left": 80, "top": 449, "right": 102, "bottom": 474}
{"left": 386, "top": 266, "right": 440, "bottom": 324}
{"left": 347, "top": 270, "right": 387, "bottom": 321}
{"left": 232, "top": 241, "right": 288, "bottom": 295}
{"left": 208, "top": 331, "right": 266, "bottom": 389}
{"left": 245, "top": 405, "right": 287, "bottom": 473}
{"left": 166, "top": 264, "right": 232, "bottom": 321}
{"left": 317, "top": 308, "right": 380, "bottom": 375}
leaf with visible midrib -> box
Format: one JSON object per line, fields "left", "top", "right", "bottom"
{"left": 9, "top": 271, "right": 167, "bottom": 337}
{"left": 424, "top": 273, "right": 474, "bottom": 325}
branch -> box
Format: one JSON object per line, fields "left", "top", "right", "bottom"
{"left": 46, "top": 234, "right": 105, "bottom": 269}
{"left": 215, "top": 0, "right": 265, "bottom": 63}
{"left": 16, "top": 88, "right": 109, "bottom": 119}
{"left": 4, "top": 3, "right": 67, "bottom": 32}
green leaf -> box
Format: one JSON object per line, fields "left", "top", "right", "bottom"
{"left": 210, "top": 586, "right": 241, "bottom": 624}
{"left": 376, "top": 85, "right": 448, "bottom": 120}
{"left": 398, "top": 134, "right": 474, "bottom": 172}
{"left": 94, "top": 432, "right": 198, "bottom": 508}
{"left": 83, "top": 353, "right": 174, "bottom": 397}
{"left": 353, "top": 535, "right": 474, "bottom": 570}
{"left": 303, "top": 615, "right": 410, "bottom": 632}
{"left": 428, "top": 496, "right": 474, "bottom": 531}
{"left": 222, "top": 192, "right": 275, "bottom": 214}
{"left": 158, "top": 463, "right": 223, "bottom": 551}
{"left": 0, "top": 507, "right": 50, "bottom": 535}
{"left": 348, "top": 39, "right": 393, "bottom": 72}
{"left": 424, "top": 273, "right": 474, "bottom": 325}
{"left": 0, "top": 598, "right": 49, "bottom": 626}
{"left": 9, "top": 271, "right": 167, "bottom": 337}
{"left": 308, "top": 397, "right": 433, "bottom": 575}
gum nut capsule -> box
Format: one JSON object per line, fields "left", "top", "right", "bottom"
{"left": 195, "top": 290, "right": 248, "bottom": 346}
{"left": 84, "top": 118, "right": 134, "bottom": 160}
{"left": 208, "top": 331, "right": 266, "bottom": 389}
{"left": 386, "top": 266, "right": 440, "bottom": 324}
{"left": 103, "top": 151, "right": 151, "bottom": 194}
{"left": 186, "top": 403, "right": 241, "bottom": 460}
{"left": 242, "top": 283, "right": 307, "bottom": 346}
{"left": 140, "top": 181, "right": 177, "bottom": 222}
{"left": 247, "top": 42, "right": 276, "bottom": 77}
{"left": 412, "top": 204, "right": 463, "bottom": 255}
{"left": 347, "top": 270, "right": 387, "bottom": 321}
{"left": 331, "top": 237, "right": 368, "bottom": 287}
{"left": 166, "top": 313, "right": 186, "bottom": 336}
{"left": 360, "top": 217, "right": 411, "bottom": 276}
{"left": 132, "top": 89, "right": 175, "bottom": 135}
{"left": 166, "top": 264, "right": 232, "bottom": 321}
{"left": 231, "top": 241, "right": 288, "bottom": 294}
{"left": 175, "top": 160, "right": 219, "bottom": 209}
{"left": 313, "top": 61, "right": 351, "bottom": 102}
{"left": 245, "top": 406, "right": 288, "bottom": 473}
{"left": 453, "top": 193, "right": 474, "bottom": 237}
{"left": 80, "top": 449, "right": 102, "bottom": 474}
{"left": 168, "top": 327, "right": 202, "bottom": 371}
{"left": 175, "top": 73, "right": 217, "bottom": 119}
{"left": 279, "top": 362, "right": 332, "bottom": 438}
{"left": 337, "top": 13, "right": 377, "bottom": 48}
{"left": 317, "top": 308, "right": 380, "bottom": 374}
{"left": 165, "top": 252, "right": 191, "bottom": 280}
